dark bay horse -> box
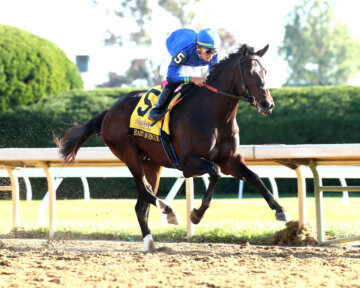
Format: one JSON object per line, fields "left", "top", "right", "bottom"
{"left": 59, "top": 44, "right": 290, "bottom": 251}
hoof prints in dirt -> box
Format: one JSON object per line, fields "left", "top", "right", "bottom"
{"left": 0, "top": 239, "right": 359, "bottom": 288}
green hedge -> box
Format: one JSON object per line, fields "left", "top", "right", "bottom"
{"left": 0, "top": 88, "right": 136, "bottom": 148}
{"left": 237, "top": 86, "right": 360, "bottom": 144}
{"left": 1, "top": 86, "right": 359, "bottom": 199}
{"left": 2, "top": 85, "right": 359, "bottom": 148}
{"left": 0, "top": 25, "right": 83, "bottom": 112}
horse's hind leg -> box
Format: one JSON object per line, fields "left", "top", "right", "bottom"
{"left": 132, "top": 163, "right": 180, "bottom": 251}
{"left": 222, "top": 154, "right": 290, "bottom": 221}
{"left": 135, "top": 160, "right": 175, "bottom": 251}
{"left": 110, "top": 145, "right": 180, "bottom": 251}
{"left": 110, "top": 144, "right": 178, "bottom": 216}
{"left": 135, "top": 199, "right": 154, "bottom": 251}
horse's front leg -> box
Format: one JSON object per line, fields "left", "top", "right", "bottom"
{"left": 222, "top": 154, "right": 290, "bottom": 221}
{"left": 182, "top": 156, "right": 221, "bottom": 224}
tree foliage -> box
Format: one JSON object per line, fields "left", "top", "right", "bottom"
{"left": 94, "top": 0, "right": 236, "bottom": 87}
{"left": 98, "top": 59, "right": 162, "bottom": 87}
{"left": 0, "top": 25, "right": 83, "bottom": 112}
{"left": 279, "top": 0, "right": 360, "bottom": 86}
{"left": 101, "top": 0, "right": 199, "bottom": 47}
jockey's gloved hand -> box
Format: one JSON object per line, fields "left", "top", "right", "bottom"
{"left": 190, "top": 76, "right": 207, "bottom": 87}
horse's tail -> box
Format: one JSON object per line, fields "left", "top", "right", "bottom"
{"left": 57, "top": 110, "right": 108, "bottom": 163}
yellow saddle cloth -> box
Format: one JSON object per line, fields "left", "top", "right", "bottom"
{"left": 129, "top": 85, "right": 181, "bottom": 142}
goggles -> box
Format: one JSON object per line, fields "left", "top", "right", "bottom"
{"left": 199, "top": 47, "right": 218, "bottom": 55}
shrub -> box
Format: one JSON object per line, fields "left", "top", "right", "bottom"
{"left": 0, "top": 88, "right": 142, "bottom": 148}
{"left": 0, "top": 25, "right": 83, "bottom": 112}
{"left": 237, "top": 86, "right": 360, "bottom": 144}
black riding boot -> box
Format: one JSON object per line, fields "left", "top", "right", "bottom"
{"left": 148, "top": 87, "right": 173, "bottom": 121}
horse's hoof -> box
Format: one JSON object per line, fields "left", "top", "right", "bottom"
{"left": 275, "top": 211, "right": 291, "bottom": 222}
{"left": 167, "top": 210, "right": 181, "bottom": 225}
{"left": 190, "top": 209, "right": 201, "bottom": 225}
{"left": 144, "top": 234, "right": 156, "bottom": 252}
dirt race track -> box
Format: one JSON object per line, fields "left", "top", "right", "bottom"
{"left": 0, "top": 239, "right": 360, "bottom": 288}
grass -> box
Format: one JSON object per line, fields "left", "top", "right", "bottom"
{"left": 1, "top": 197, "right": 360, "bottom": 245}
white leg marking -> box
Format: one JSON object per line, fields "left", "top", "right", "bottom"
{"left": 283, "top": 211, "right": 291, "bottom": 222}
{"left": 144, "top": 234, "right": 156, "bottom": 251}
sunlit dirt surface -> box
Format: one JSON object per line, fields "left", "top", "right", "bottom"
{"left": 1, "top": 239, "right": 360, "bottom": 288}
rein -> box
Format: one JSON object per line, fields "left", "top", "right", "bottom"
{"left": 203, "top": 83, "right": 250, "bottom": 102}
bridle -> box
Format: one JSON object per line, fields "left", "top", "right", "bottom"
{"left": 204, "top": 55, "right": 264, "bottom": 106}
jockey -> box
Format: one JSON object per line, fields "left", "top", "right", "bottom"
{"left": 148, "top": 28, "right": 219, "bottom": 120}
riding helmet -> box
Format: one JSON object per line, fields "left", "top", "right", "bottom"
{"left": 197, "top": 28, "right": 218, "bottom": 49}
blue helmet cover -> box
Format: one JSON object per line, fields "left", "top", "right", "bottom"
{"left": 197, "top": 28, "right": 218, "bottom": 49}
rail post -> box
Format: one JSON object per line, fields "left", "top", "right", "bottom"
{"left": 3, "top": 166, "right": 20, "bottom": 228}
{"left": 295, "top": 166, "right": 307, "bottom": 227}
{"left": 309, "top": 161, "right": 360, "bottom": 244}
{"left": 38, "top": 161, "right": 56, "bottom": 238}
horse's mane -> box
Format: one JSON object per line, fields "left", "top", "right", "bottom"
{"left": 208, "top": 44, "right": 255, "bottom": 80}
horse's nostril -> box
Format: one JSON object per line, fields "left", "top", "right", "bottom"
{"left": 261, "top": 101, "right": 274, "bottom": 110}
{"left": 261, "top": 101, "right": 270, "bottom": 109}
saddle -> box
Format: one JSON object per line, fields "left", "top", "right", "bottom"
{"left": 128, "top": 84, "right": 195, "bottom": 169}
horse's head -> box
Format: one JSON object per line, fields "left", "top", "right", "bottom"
{"left": 239, "top": 44, "right": 274, "bottom": 115}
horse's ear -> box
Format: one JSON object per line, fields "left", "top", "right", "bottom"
{"left": 256, "top": 44, "right": 269, "bottom": 57}
{"left": 241, "top": 44, "right": 249, "bottom": 57}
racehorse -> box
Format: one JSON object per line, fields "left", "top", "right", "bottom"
{"left": 58, "top": 44, "right": 290, "bottom": 251}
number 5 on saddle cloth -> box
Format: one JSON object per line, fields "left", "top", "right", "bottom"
{"left": 128, "top": 85, "right": 194, "bottom": 170}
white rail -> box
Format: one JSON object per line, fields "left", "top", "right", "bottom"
{"left": 1, "top": 144, "right": 360, "bottom": 243}
{"left": 1, "top": 165, "right": 356, "bottom": 227}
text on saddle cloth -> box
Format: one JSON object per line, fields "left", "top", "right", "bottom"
{"left": 128, "top": 86, "right": 181, "bottom": 142}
